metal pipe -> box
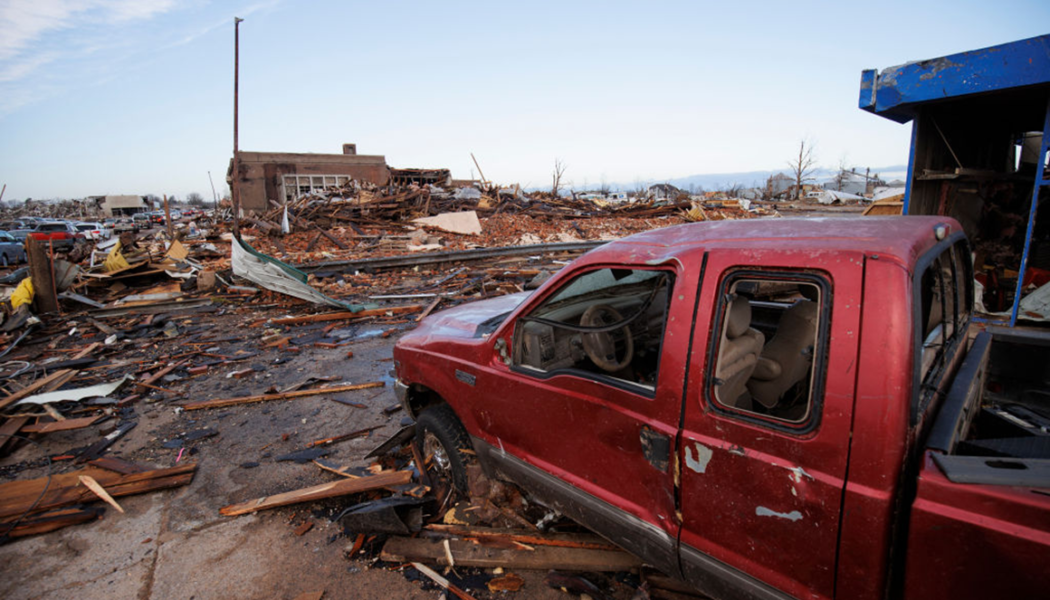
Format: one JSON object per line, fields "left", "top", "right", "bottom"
{"left": 297, "top": 240, "right": 606, "bottom": 272}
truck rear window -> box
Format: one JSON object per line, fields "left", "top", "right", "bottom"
{"left": 707, "top": 272, "right": 831, "bottom": 430}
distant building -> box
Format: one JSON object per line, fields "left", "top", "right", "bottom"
{"left": 767, "top": 173, "right": 794, "bottom": 196}
{"left": 88, "top": 195, "right": 147, "bottom": 217}
{"left": 647, "top": 183, "right": 683, "bottom": 200}
{"left": 824, "top": 168, "right": 886, "bottom": 196}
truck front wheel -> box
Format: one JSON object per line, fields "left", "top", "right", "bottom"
{"left": 415, "top": 404, "right": 472, "bottom": 494}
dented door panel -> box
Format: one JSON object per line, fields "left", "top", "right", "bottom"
{"left": 678, "top": 250, "right": 865, "bottom": 600}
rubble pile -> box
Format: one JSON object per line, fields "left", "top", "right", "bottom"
{"left": 0, "top": 180, "right": 769, "bottom": 598}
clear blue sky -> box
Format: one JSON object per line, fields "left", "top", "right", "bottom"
{"left": 1, "top": 1, "right": 1047, "bottom": 200}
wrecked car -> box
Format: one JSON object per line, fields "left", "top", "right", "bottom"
{"left": 393, "top": 216, "right": 1050, "bottom": 600}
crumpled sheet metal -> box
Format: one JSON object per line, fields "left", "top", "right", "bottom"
{"left": 230, "top": 236, "right": 361, "bottom": 311}
{"left": 15, "top": 375, "right": 132, "bottom": 406}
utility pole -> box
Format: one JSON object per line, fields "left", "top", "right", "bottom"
{"left": 232, "top": 17, "right": 244, "bottom": 239}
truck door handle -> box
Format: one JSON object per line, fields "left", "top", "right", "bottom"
{"left": 640, "top": 426, "right": 670, "bottom": 472}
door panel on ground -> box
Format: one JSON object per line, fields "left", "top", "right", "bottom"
{"left": 679, "top": 255, "right": 863, "bottom": 600}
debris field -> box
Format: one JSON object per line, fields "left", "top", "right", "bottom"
{"left": 0, "top": 180, "right": 854, "bottom": 600}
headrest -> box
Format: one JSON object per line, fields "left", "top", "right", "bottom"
{"left": 726, "top": 296, "right": 752, "bottom": 339}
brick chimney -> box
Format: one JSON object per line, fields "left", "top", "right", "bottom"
{"left": 342, "top": 143, "right": 357, "bottom": 155}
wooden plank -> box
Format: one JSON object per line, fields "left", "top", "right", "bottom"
{"left": 0, "top": 369, "right": 76, "bottom": 412}
{"left": 415, "top": 296, "right": 443, "bottom": 322}
{"left": 72, "top": 342, "right": 102, "bottom": 360}
{"left": 219, "top": 470, "right": 412, "bottom": 516}
{"left": 0, "top": 416, "right": 30, "bottom": 454}
{"left": 424, "top": 524, "right": 621, "bottom": 551}
{"left": 21, "top": 415, "right": 101, "bottom": 434}
{"left": 411, "top": 562, "right": 477, "bottom": 600}
{"left": 2, "top": 506, "right": 105, "bottom": 538}
{"left": 181, "top": 381, "right": 384, "bottom": 411}
{"left": 87, "top": 457, "right": 149, "bottom": 474}
{"left": 269, "top": 305, "right": 423, "bottom": 326}
{"left": 380, "top": 536, "right": 641, "bottom": 571}
{"left": 0, "top": 463, "right": 197, "bottom": 520}
{"left": 305, "top": 425, "right": 382, "bottom": 448}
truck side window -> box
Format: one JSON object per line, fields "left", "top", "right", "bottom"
{"left": 709, "top": 275, "right": 828, "bottom": 426}
{"left": 918, "top": 241, "right": 971, "bottom": 393}
{"left": 512, "top": 268, "right": 674, "bottom": 394}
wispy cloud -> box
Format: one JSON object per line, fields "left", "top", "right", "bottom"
{"left": 0, "top": 0, "right": 176, "bottom": 112}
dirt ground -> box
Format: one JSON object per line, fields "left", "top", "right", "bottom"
{"left": 0, "top": 302, "right": 645, "bottom": 600}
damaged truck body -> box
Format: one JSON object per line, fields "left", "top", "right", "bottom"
{"left": 393, "top": 216, "right": 1050, "bottom": 600}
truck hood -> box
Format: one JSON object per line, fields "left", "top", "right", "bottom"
{"left": 409, "top": 291, "right": 532, "bottom": 341}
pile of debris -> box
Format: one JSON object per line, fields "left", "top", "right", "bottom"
{"left": 0, "top": 178, "right": 776, "bottom": 598}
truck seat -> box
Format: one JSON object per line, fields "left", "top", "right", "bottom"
{"left": 715, "top": 296, "right": 765, "bottom": 407}
{"left": 748, "top": 299, "right": 819, "bottom": 409}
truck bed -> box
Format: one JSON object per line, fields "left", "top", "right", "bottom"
{"left": 927, "top": 327, "right": 1050, "bottom": 487}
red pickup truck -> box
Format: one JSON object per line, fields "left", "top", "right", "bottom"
{"left": 393, "top": 216, "right": 1050, "bottom": 600}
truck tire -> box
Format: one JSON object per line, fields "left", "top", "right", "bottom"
{"left": 415, "top": 404, "right": 472, "bottom": 494}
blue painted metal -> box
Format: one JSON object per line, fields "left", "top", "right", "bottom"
{"left": 1008, "top": 96, "right": 1050, "bottom": 327}
{"left": 903, "top": 121, "right": 918, "bottom": 214}
{"left": 860, "top": 34, "right": 1050, "bottom": 124}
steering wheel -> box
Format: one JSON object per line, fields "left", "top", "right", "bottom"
{"left": 580, "top": 304, "right": 634, "bottom": 372}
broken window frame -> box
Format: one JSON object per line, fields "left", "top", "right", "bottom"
{"left": 913, "top": 234, "right": 973, "bottom": 424}
{"left": 281, "top": 174, "right": 352, "bottom": 204}
{"left": 510, "top": 265, "right": 676, "bottom": 399}
{"left": 704, "top": 270, "right": 833, "bottom": 434}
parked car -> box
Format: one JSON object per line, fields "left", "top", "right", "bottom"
{"left": 74, "top": 221, "right": 112, "bottom": 241}
{"left": 0, "top": 231, "right": 27, "bottom": 266}
{"left": 112, "top": 217, "right": 136, "bottom": 234}
{"left": 0, "top": 222, "right": 33, "bottom": 242}
{"left": 132, "top": 213, "right": 152, "bottom": 230}
{"left": 28, "top": 221, "right": 84, "bottom": 251}
{"left": 393, "top": 216, "right": 1050, "bottom": 600}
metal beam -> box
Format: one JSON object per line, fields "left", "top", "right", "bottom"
{"left": 298, "top": 241, "right": 606, "bottom": 272}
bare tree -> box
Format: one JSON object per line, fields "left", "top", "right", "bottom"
{"left": 551, "top": 159, "right": 567, "bottom": 197}
{"left": 832, "top": 154, "right": 851, "bottom": 191}
{"left": 788, "top": 140, "right": 817, "bottom": 200}
{"left": 186, "top": 192, "right": 205, "bottom": 206}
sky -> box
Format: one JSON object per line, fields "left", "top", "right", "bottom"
{"left": 0, "top": 1, "right": 1047, "bottom": 200}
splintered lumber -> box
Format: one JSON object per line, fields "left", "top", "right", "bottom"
{"left": 381, "top": 536, "right": 642, "bottom": 571}
{"left": 424, "top": 524, "right": 621, "bottom": 551}
{"left": 0, "top": 416, "right": 29, "bottom": 454}
{"left": 219, "top": 470, "right": 412, "bottom": 516}
{"left": 269, "top": 306, "right": 424, "bottom": 326}
{"left": 416, "top": 296, "right": 443, "bottom": 322}
{"left": 22, "top": 415, "right": 102, "bottom": 434}
{"left": 411, "top": 562, "right": 477, "bottom": 600}
{"left": 78, "top": 475, "right": 125, "bottom": 513}
{"left": 88, "top": 457, "right": 149, "bottom": 474}
{"left": 182, "top": 382, "right": 384, "bottom": 411}
{"left": 0, "top": 369, "right": 77, "bottom": 412}
{"left": 0, "top": 463, "right": 197, "bottom": 521}
{"left": 2, "top": 506, "right": 105, "bottom": 538}
{"left": 305, "top": 425, "right": 382, "bottom": 448}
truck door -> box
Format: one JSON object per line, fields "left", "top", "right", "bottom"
{"left": 678, "top": 255, "right": 863, "bottom": 600}
{"left": 474, "top": 262, "right": 693, "bottom": 577}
